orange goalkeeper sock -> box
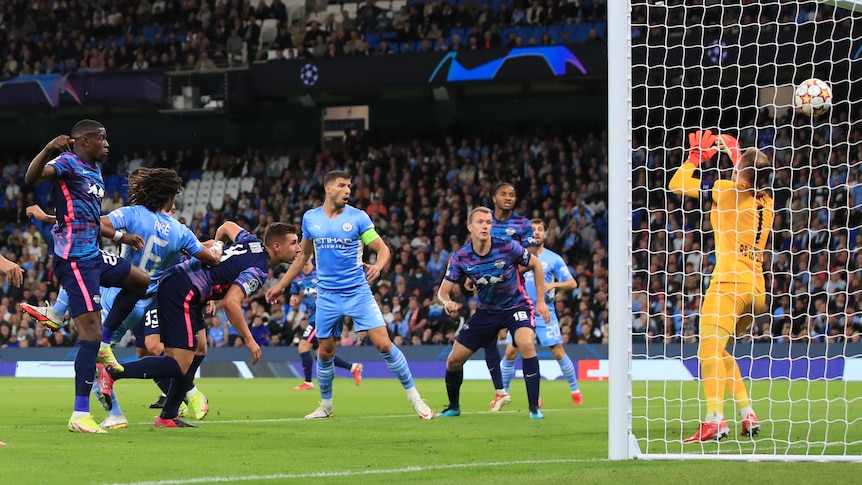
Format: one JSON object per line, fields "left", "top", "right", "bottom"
{"left": 699, "top": 334, "right": 728, "bottom": 420}
{"left": 723, "top": 349, "right": 751, "bottom": 411}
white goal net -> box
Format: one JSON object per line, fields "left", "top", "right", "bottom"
{"left": 609, "top": 0, "right": 862, "bottom": 461}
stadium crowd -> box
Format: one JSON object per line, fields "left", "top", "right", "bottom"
{"left": 0, "top": 123, "right": 610, "bottom": 349}
{"left": 0, "top": 0, "right": 607, "bottom": 76}
{"left": 1, "top": 110, "right": 861, "bottom": 350}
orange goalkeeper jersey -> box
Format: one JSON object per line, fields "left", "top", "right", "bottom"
{"left": 669, "top": 162, "right": 774, "bottom": 288}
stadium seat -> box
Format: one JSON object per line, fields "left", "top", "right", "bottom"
{"left": 183, "top": 187, "right": 198, "bottom": 200}
{"left": 186, "top": 179, "right": 200, "bottom": 192}
{"left": 213, "top": 179, "right": 227, "bottom": 193}
{"left": 260, "top": 18, "right": 278, "bottom": 47}
{"left": 193, "top": 202, "right": 209, "bottom": 215}
{"left": 197, "top": 178, "right": 214, "bottom": 192}
{"left": 240, "top": 177, "right": 255, "bottom": 194}
{"left": 182, "top": 197, "right": 196, "bottom": 213}
{"left": 201, "top": 171, "right": 215, "bottom": 181}
{"left": 209, "top": 194, "right": 225, "bottom": 210}
{"left": 365, "top": 32, "right": 381, "bottom": 46}
{"left": 226, "top": 178, "right": 241, "bottom": 197}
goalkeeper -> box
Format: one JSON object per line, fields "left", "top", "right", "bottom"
{"left": 668, "top": 129, "right": 773, "bottom": 443}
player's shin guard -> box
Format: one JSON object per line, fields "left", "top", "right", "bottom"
{"left": 501, "top": 358, "right": 516, "bottom": 393}
{"left": 111, "top": 356, "right": 182, "bottom": 381}
{"left": 558, "top": 355, "right": 579, "bottom": 392}
{"left": 54, "top": 287, "right": 70, "bottom": 318}
{"left": 484, "top": 342, "right": 504, "bottom": 390}
{"left": 522, "top": 356, "right": 540, "bottom": 411}
{"left": 317, "top": 358, "right": 335, "bottom": 399}
{"left": 101, "top": 289, "right": 141, "bottom": 344}
{"left": 300, "top": 351, "right": 314, "bottom": 382}
{"left": 74, "top": 340, "right": 99, "bottom": 412}
{"left": 333, "top": 355, "right": 352, "bottom": 370}
{"left": 723, "top": 349, "right": 751, "bottom": 411}
{"left": 155, "top": 377, "right": 171, "bottom": 395}
{"left": 381, "top": 345, "right": 415, "bottom": 390}
{"left": 445, "top": 368, "right": 464, "bottom": 408}
{"left": 185, "top": 355, "right": 205, "bottom": 393}
{"left": 161, "top": 370, "right": 194, "bottom": 419}
{"left": 699, "top": 335, "right": 728, "bottom": 418}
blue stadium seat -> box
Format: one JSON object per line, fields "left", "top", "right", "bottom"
{"left": 548, "top": 24, "right": 564, "bottom": 43}
{"left": 365, "top": 32, "right": 381, "bottom": 45}
{"left": 514, "top": 26, "right": 531, "bottom": 41}
{"left": 595, "top": 22, "right": 608, "bottom": 38}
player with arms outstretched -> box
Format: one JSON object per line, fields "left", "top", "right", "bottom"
{"left": 98, "top": 221, "right": 301, "bottom": 427}
{"left": 266, "top": 170, "right": 433, "bottom": 420}
{"left": 289, "top": 258, "right": 363, "bottom": 390}
{"left": 437, "top": 207, "right": 550, "bottom": 419}
{"left": 668, "top": 130, "right": 773, "bottom": 442}
{"left": 500, "top": 218, "right": 582, "bottom": 404}
{"left": 25, "top": 169, "right": 223, "bottom": 427}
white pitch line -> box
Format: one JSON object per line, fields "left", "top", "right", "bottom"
{"left": 0, "top": 408, "right": 588, "bottom": 429}
{"left": 101, "top": 459, "right": 597, "bottom": 485}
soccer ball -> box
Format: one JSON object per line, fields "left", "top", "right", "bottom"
{"left": 793, "top": 78, "right": 832, "bottom": 116}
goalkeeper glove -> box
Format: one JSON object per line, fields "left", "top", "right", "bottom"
{"left": 685, "top": 129, "right": 718, "bottom": 166}
{"left": 715, "top": 133, "right": 742, "bottom": 166}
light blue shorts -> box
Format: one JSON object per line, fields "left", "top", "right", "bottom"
{"left": 315, "top": 285, "right": 385, "bottom": 339}
{"left": 100, "top": 286, "right": 155, "bottom": 342}
{"left": 505, "top": 313, "right": 563, "bottom": 347}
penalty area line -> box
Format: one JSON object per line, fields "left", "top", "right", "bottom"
{"left": 102, "top": 458, "right": 595, "bottom": 485}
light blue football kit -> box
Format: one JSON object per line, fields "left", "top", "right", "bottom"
{"left": 300, "top": 204, "right": 417, "bottom": 402}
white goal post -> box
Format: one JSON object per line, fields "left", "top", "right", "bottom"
{"left": 609, "top": 0, "right": 862, "bottom": 461}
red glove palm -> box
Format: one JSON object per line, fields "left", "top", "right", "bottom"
{"left": 715, "top": 134, "right": 742, "bottom": 166}
{"left": 685, "top": 129, "right": 718, "bottom": 166}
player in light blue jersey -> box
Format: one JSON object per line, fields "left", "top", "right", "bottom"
{"left": 266, "top": 170, "right": 434, "bottom": 420}
{"left": 437, "top": 207, "right": 550, "bottom": 419}
{"left": 500, "top": 218, "right": 582, "bottom": 405}
{"left": 25, "top": 168, "right": 223, "bottom": 429}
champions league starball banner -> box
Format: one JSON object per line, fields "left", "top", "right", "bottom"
{"left": 251, "top": 43, "right": 607, "bottom": 94}
{"left": 0, "top": 70, "right": 163, "bottom": 109}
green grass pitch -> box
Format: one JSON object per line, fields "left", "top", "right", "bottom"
{"left": 1, "top": 378, "right": 860, "bottom": 484}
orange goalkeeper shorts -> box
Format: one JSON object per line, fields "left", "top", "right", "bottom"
{"left": 700, "top": 281, "right": 766, "bottom": 336}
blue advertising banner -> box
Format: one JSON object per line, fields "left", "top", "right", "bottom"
{"left": 0, "top": 70, "right": 164, "bottom": 109}
{"left": 251, "top": 43, "right": 607, "bottom": 94}
{"left": 0, "top": 74, "right": 78, "bottom": 109}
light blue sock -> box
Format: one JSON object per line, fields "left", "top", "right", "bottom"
{"left": 501, "top": 358, "right": 517, "bottom": 393}
{"left": 381, "top": 345, "right": 415, "bottom": 390}
{"left": 559, "top": 355, "right": 579, "bottom": 392}
{"left": 108, "top": 391, "right": 124, "bottom": 417}
{"left": 54, "top": 287, "right": 70, "bottom": 317}
{"left": 91, "top": 383, "right": 125, "bottom": 417}
{"left": 317, "top": 358, "right": 335, "bottom": 399}
{"left": 92, "top": 380, "right": 125, "bottom": 417}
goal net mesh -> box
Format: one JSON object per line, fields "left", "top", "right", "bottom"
{"left": 629, "top": 0, "right": 862, "bottom": 458}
